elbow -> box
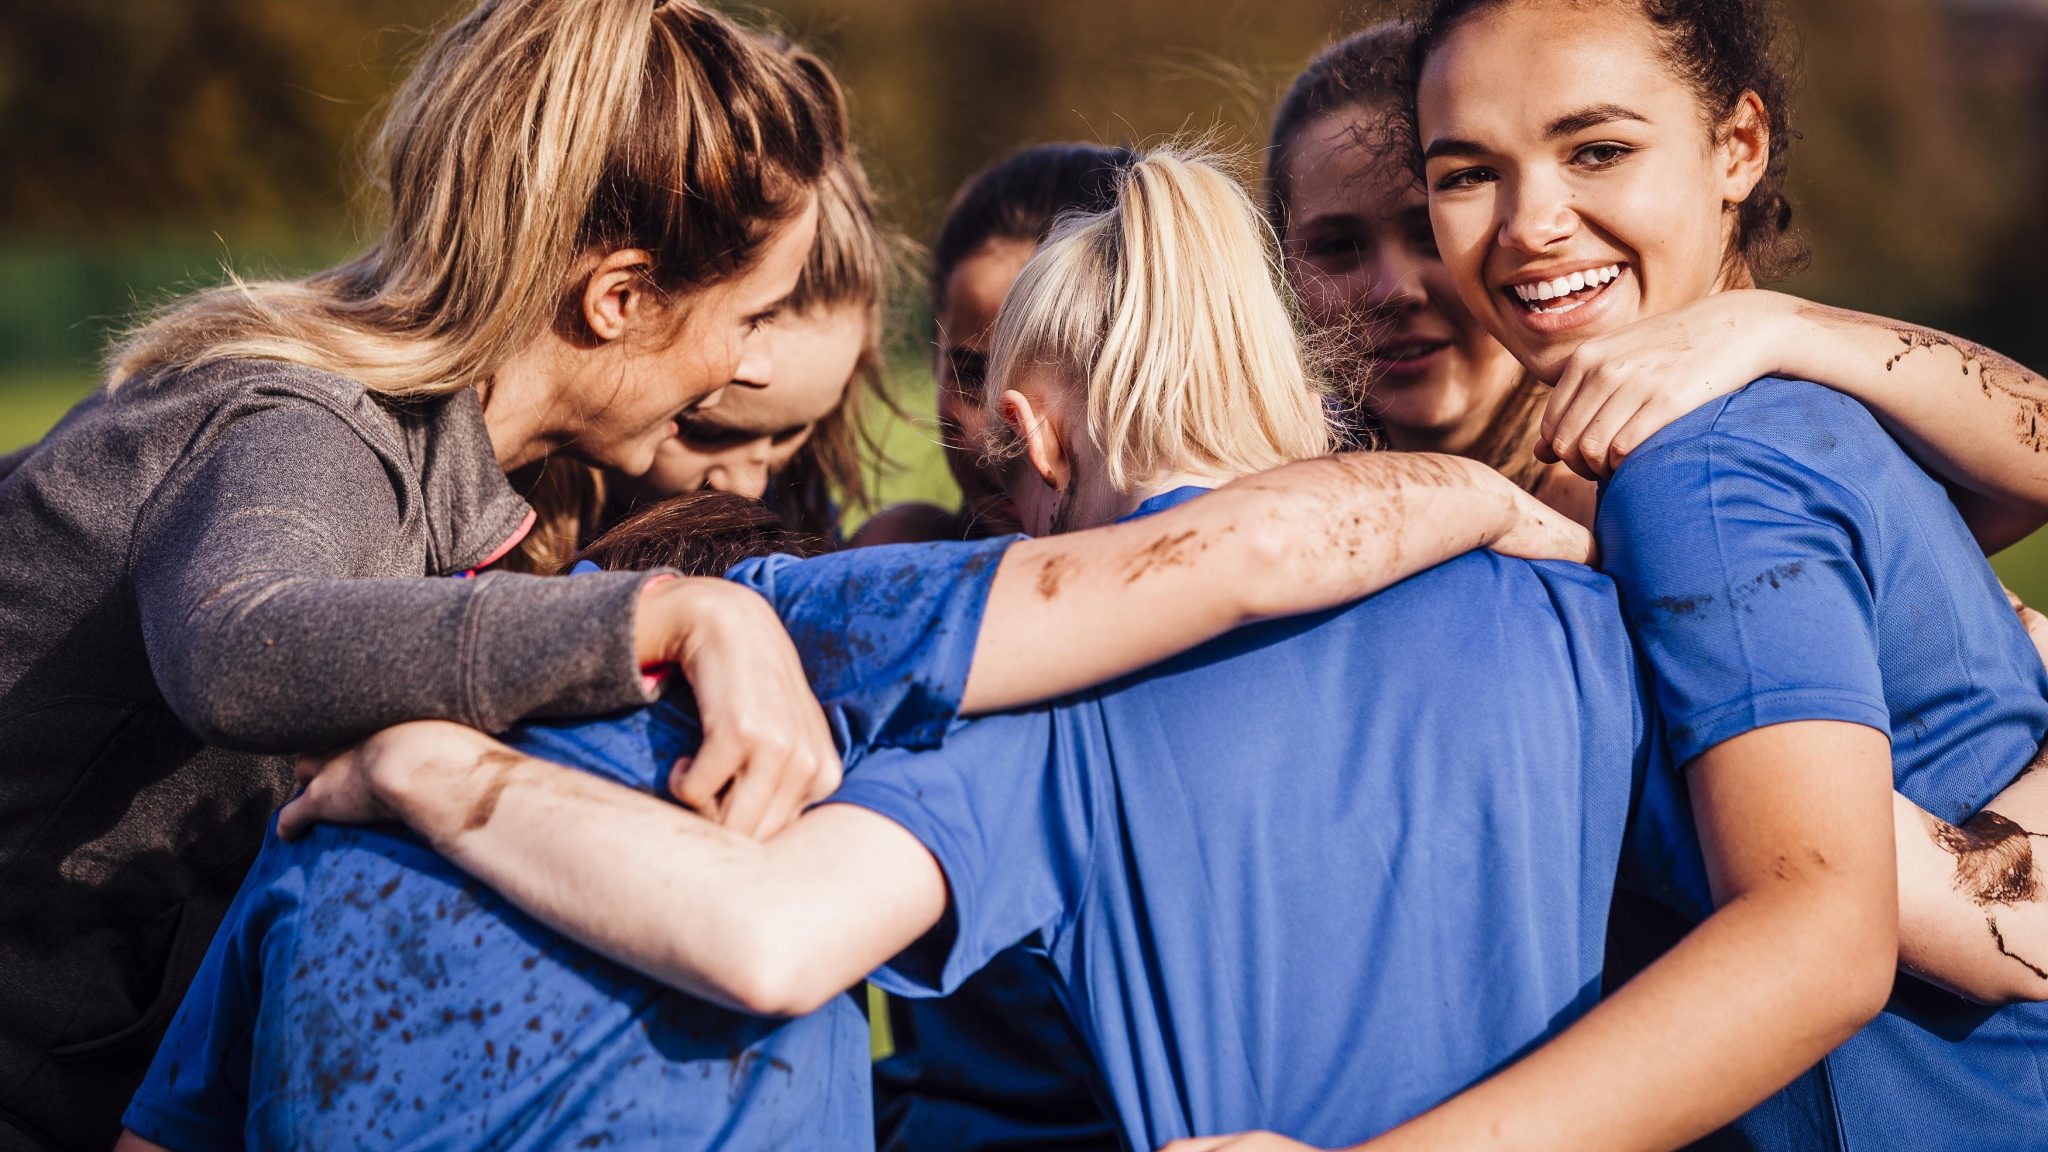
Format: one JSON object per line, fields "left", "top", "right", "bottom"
{"left": 1817, "top": 903, "right": 1899, "bottom": 1040}
{"left": 1232, "top": 514, "right": 1304, "bottom": 623}
{"left": 1835, "top": 941, "right": 1898, "bottom": 1033}
{"left": 714, "top": 920, "right": 852, "bottom": 1019}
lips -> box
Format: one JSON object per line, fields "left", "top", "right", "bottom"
{"left": 1362, "top": 336, "right": 1453, "bottom": 376}
{"left": 1505, "top": 263, "right": 1623, "bottom": 316}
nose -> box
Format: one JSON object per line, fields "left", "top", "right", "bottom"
{"left": 1496, "top": 171, "right": 1577, "bottom": 256}
{"left": 707, "top": 446, "right": 772, "bottom": 500}
{"left": 731, "top": 331, "right": 774, "bottom": 392}
{"left": 1362, "top": 244, "right": 1428, "bottom": 313}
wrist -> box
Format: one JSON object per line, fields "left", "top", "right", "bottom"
{"left": 365, "top": 725, "right": 506, "bottom": 846}
{"left": 634, "top": 573, "right": 737, "bottom": 673}
{"left": 1747, "top": 289, "right": 1810, "bottom": 381}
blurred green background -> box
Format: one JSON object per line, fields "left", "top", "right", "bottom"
{"left": 3, "top": 0, "right": 2047, "bottom": 588}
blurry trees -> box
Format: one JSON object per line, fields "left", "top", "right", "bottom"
{"left": 0, "top": 0, "right": 2041, "bottom": 366}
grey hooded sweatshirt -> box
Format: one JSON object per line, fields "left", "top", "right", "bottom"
{"left": 0, "top": 359, "right": 665, "bottom": 1150}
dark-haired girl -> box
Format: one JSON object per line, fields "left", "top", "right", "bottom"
{"left": 853, "top": 142, "right": 1137, "bottom": 548}
{"left": 1177, "top": 2, "right": 2048, "bottom": 1149}
{"left": 853, "top": 140, "right": 1147, "bottom": 1152}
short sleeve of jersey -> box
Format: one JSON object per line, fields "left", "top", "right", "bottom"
{"left": 1598, "top": 421, "right": 1890, "bottom": 768}
{"left": 825, "top": 704, "right": 1096, "bottom": 999}
{"left": 122, "top": 835, "right": 290, "bottom": 1151}
{"left": 725, "top": 537, "right": 1016, "bottom": 753}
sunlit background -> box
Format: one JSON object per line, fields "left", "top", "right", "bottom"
{"left": 3, "top": 0, "right": 2046, "bottom": 588}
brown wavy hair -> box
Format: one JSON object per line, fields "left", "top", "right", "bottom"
{"left": 580, "top": 489, "right": 819, "bottom": 576}
{"left": 111, "top": 0, "right": 839, "bottom": 398}
{"left": 1268, "top": 22, "right": 1548, "bottom": 491}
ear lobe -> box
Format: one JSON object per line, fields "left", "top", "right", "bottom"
{"left": 1720, "top": 91, "right": 1771, "bottom": 205}
{"left": 582, "top": 248, "right": 657, "bottom": 343}
{"left": 999, "top": 388, "right": 1068, "bottom": 491}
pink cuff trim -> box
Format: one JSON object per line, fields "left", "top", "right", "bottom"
{"left": 463, "top": 509, "right": 539, "bottom": 577}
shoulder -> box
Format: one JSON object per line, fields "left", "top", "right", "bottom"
{"left": 1627, "top": 376, "right": 1892, "bottom": 479}
{"left": 141, "top": 359, "right": 411, "bottom": 461}
{"left": 1606, "top": 377, "right": 1885, "bottom": 524}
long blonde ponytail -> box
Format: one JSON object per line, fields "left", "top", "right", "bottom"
{"left": 985, "top": 146, "right": 1332, "bottom": 493}
{"left": 109, "top": 0, "right": 838, "bottom": 398}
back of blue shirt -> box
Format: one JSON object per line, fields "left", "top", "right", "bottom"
{"left": 124, "top": 538, "right": 1011, "bottom": 1151}
{"left": 1600, "top": 377, "right": 2048, "bottom": 1152}
{"left": 834, "top": 491, "right": 1651, "bottom": 1150}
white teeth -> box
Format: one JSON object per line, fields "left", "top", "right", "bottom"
{"left": 1510, "top": 263, "right": 1622, "bottom": 309}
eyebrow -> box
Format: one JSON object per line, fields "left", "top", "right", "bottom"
{"left": 1423, "top": 104, "right": 1651, "bottom": 162}
{"left": 1546, "top": 104, "right": 1649, "bottom": 137}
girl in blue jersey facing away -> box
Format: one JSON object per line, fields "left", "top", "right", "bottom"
{"left": 1180, "top": 3, "right": 2048, "bottom": 1151}
{"left": 276, "top": 146, "right": 1661, "bottom": 1151}
{"left": 119, "top": 356, "right": 1585, "bottom": 1151}
{"left": 862, "top": 141, "right": 1148, "bottom": 1152}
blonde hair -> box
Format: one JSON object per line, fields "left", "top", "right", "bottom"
{"left": 513, "top": 43, "right": 892, "bottom": 571}
{"left": 109, "top": 0, "right": 838, "bottom": 398}
{"left": 769, "top": 84, "right": 899, "bottom": 539}
{"left": 986, "top": 147, "right": 1332, "bottom": 493}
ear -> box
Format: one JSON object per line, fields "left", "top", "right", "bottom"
{"left": 1717, "top": 91, "right": 1771, "bottom": 206}
{"left": 580, "top": 248, "right": 658, "bottom": 343}
{"left": 999, "top": 388, "right": 1070, "bottom": 492}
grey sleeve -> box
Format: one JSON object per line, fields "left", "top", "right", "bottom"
{"left": 0, "top": 441, "right": 36, "bottom": 485}
{"left": 132, "top": 399, "right": 661, "bottom": 752}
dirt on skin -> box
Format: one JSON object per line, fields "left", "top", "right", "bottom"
{"left": 1923, "top": 805, "right": 2048, "bottom": 985}
{"left": 1882, "top": 324, "right": 2048, "bottom": 453}
{"left": 462, "top": 749, "right": 524, "bottom": 832}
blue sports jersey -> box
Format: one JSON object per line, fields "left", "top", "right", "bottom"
{"left": 1600, "top": 377, "right": 2048, "bottom": 1152}
{"left": 122, "top": 538, "right": 1013, "bottom": 1151}
{"left": 832, "top": 487, "right": 1653, "bottom": 1150}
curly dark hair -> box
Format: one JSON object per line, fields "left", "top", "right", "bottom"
{"left": 1264, "top": 22, "right": 1418, "bottom": 240}
{"left": 1405, "top": 0, "right": 1807, "bottom": 283}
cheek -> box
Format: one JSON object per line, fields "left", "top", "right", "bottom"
{"left": 1427, "top": 201, "right": 1493, "bottom": 297}
{"left": 1298, "top": 268, "right": 1365, "bottom": 329}
{"left": 643, "top": 437, "right": 715, "bottom": 496}
{"left": 1421, "top": 263, "right": 1489, "bottom": 344}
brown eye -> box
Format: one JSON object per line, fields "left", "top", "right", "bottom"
{"left": 1573, "top": 143, "right": 1633, "bottom": 168}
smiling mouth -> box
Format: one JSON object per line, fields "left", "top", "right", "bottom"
{"left": 1506, "top": 263, "right": 1623, "bottom": 315}
{"left": 1364, "top": 338, "right": 1451, "bottom": 365}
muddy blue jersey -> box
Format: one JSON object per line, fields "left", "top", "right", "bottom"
{"left": 834, "top": 488, "right": 1652, "bottom": 1150}
{"left": 123, "top": 539, "right": 1013, "bottom": 1151}
{"left": 1602, "top": 377, "right": 2048, "bottom": 1152}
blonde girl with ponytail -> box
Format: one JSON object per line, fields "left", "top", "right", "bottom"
{"left": 982, "top": 147, "right": 1334, "bottom": 534}
{"left": 0, "top": 2, "right": 848, "bottom": 1141}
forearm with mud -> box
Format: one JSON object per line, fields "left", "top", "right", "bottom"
{"left": 1782, "top": 303, "right": 2048, "bottom": 548}
{"left": 963, "top": 452, "right": 1577, "bottom": 712}
{"left": 1898, "top": 755, "right": 2048, "bottom": 1003}
{"left": 374, "top": 743, "right": 936, "bottom": 1017}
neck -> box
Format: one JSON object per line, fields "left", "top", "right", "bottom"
{"left": 1113, "top": 467, "right": 1241, "bottom": 520}
{"left": 479, "top": 338, "right": 570, "bottom": 472}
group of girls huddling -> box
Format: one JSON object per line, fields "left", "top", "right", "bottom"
{"left": 2, "top": 0, "right": 2045, "bottom": 1149}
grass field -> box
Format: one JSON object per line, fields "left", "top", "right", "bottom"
{"left": 10, "top": 367, "right": 2048, "bottom": 605}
